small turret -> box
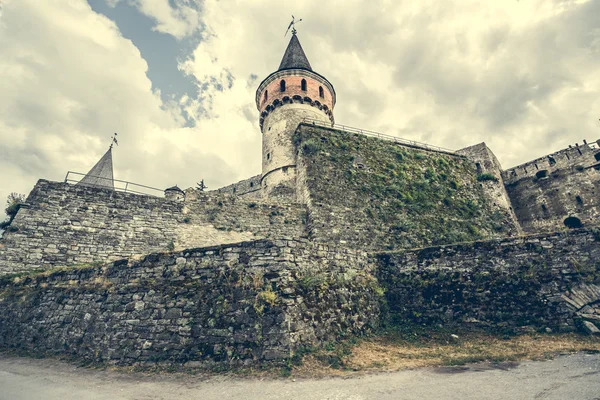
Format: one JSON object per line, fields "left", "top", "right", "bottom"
{"left": 164, "top": 185, "right": 185, "bottom": 201}
{"left": 256, "top": 31, "right": 336, "bottom": 199}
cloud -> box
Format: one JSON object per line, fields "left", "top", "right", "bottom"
{"left": 177, "top": 0, "right": 600, "bottom": 170}
{"left": 0, "top": 0, "right": 257, "bottom": 218}
{"left": 107, "top": 0, "right": 202, "bottom": 39}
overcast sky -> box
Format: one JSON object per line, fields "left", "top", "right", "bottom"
{"left": 1, "top": 0, "right": 599, "bottom": 216}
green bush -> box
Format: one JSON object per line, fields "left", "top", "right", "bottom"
{"left": 302, "top": 139, "right": 322, "bottom": 155}
{"left": 476, "top": 173, "right": 499, "bottom": 182}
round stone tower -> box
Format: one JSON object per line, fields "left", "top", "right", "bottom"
{"left": 256, "top": 32, "right": 336, "bottom": 199}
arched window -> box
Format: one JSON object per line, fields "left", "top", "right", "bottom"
{"left": 319, "top": 86, "right": 324, "bottom": 98}
{"left": 301, "top": 79, "right": 307, "bottom": 91}
{"left": 264, "top": 90, "right": 268, "bottom": 102}
{"left": 564, "top": 216, "right": 583, "bottom": 229}
{"left": 280, "top": 80, "right": 286, "bottom": 92}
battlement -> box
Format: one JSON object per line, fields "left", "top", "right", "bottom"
{"left": 212, "top": 174, "right": 262, "bottom": 198}
{"left": 502, "top": 139, "right": 600, "bottom": 184}
{"left": 501, "top": 139, "right": 600, "bottom": 233}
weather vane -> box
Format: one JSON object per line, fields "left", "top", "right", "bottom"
{"left": 109, "top": 132, "right": 118, "bottom": 149}
{"left": 284, "top": 15, "right": 302, "bottom": 37}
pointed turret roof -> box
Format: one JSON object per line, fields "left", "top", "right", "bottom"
{"left": 77, "top": 147, "right": 114, "bottom": 190}
{"left": 278, "top": 33, "right": 312, "bottom": 71}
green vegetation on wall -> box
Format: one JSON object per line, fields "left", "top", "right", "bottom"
{"left": 295, "top": 126, "right": 510, "bottom": 250}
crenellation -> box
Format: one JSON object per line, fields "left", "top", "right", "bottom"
{"left": 502, "top": 139, "right": 600, "bottom": 233}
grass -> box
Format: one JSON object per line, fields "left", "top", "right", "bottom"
{"left": 294, "top": 126, "right": 515, "bottom": 250}
{"left": 3, "top": 331, "right": 597, "bottom": 380}
{"left": 476, "top": 173, "right": 499, "bottom": 182}
{"left": 290, "top": 331, "right": 600, "bottom": 378}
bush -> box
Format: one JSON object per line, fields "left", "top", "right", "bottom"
{"left": 302, "top": 139, "right": 322, "bottom": 155}
{"left": 477, "top": 173, "right": 498, "bottom": 182}
{"left": 5, "top": 193, "right": 25, "bottom": 218}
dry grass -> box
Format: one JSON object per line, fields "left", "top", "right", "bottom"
{"left": 291, "top": 332, "right": 600, "bottom": 378}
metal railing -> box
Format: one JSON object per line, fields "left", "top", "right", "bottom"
{"left": 300, "top": 119, "right": 456, "bottom": 154}
{"left": 64, "top": 171, "right": 164, "bottom": 197}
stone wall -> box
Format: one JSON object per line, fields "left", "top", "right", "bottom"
{"left": 457, "top": 142, "right": 522, "bottom": 234}
{"left": 0, "top": 238, "right": 380, "bottom": 367}
{"left": 213, "top": 175, "right": 262, "bottom": 199}
{"left": 503, "top": 139, "right": 600, "bottom": 233}
{"left": 295, "top": 125, "right": 520, "bottom": 251}
{"left": 375, "top": 228, "right": 600, "bottom": 332}
{"left": 0, "top": 180, "right": 307, "bottom": 275}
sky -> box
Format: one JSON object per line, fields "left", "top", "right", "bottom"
{"left": 1, "top": 0, "right": 599, "bottom": 217}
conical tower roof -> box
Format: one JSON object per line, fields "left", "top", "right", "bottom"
{"left": 77, "top": 147, "right": 114, "bottom": 190}
{"left": 278, "top": 33, "right": 312, "bottom": 71}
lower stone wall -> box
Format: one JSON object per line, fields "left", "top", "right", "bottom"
{"left": 0, "top": 239, "right": 380, "bottom": 367}
{"left": 375, "top": 228, "right": 600, "bottom": 332}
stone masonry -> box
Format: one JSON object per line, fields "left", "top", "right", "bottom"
{"left": 0, "top": 180, "right": 306, "bottom": 275}
{"left": 0, "top": 238, "right": 380, "bottom": 367}
{"left": 376, "top": 228, "right": 600, "bottom": 332}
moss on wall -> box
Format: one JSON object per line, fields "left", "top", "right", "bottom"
{"left": 295, "top": 125, "right": 511, "bottom": 250}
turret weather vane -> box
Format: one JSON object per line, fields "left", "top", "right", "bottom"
{"left": 284, "top": 15, "right": 302, "bottom": 36}
{"left": 110, "top": 132, "right": 118, "bottom": 149}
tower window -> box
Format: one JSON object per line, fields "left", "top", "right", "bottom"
{"left": 264, "top": 90, "right": 268, "bottom": 102}
{"left": 319, "top": 86, "right": 324, "bottom": 98}
{"left": 280, "top": 80, "right": 286, "bottom": 92}
{"left": 267, "top": 153, "right": 271, "bottom": 160}
{"left": 301, "top": 79, "right": 307, "bottom": 91}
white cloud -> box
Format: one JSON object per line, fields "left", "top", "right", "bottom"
{"left": 178, "top": 0, "right": 600, "bottom": 170}
{"left": 109, "top": 0, "right": 202, "bottom": 39}
{"left": 0, "top": 0, "right": 257, "bottom": 217}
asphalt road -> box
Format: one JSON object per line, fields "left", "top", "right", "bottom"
{"left": 1, "top": 353, "right": 599, "bottom": 400}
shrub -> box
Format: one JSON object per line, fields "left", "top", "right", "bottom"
{"left": 182, "top": 217, "right": 191, "bottom": 224}
{"left": 257, "top": 289, "right": 277, "bottom": 306}
{"left": 302, "top": 139, "right": 322, "bottom": 155}
{"left": 477, "top": 173, "right": 498, "bottom": 182}
{"left": 5, "top": 193, "right": 25, "bottom": 218}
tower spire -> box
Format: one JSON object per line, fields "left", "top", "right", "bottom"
{"left": 278, "top": 33, "right": 312, "bottom": 71}
{"left": 77, "top": 142, "right": 115, "bottom": 190}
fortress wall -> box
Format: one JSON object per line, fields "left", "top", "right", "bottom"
{"left": 295, "top": 125, "right": 520, "bottom": 251}
{"left": 213, "top": 175, "right": 262, "bottom": 198}
{"left": 0, "top": 180, "right": 307, "bottom": 275}
{"left": 375, "top": 228, "right": 600, "bottom": 332}
{"left": 457, "top": 142, "right": 522, "bottom": 234}
{"left": 502, "top": 141, "right": 600, "bottom": 233}
{"left": 0, "top": 239, "right": 380, "bottom": 367}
